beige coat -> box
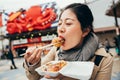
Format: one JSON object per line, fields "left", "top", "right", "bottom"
{"left": 23, "top": 47, "right": 113, "bottom": 80}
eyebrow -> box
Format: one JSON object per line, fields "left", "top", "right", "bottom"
{"left": 66, "top": 18, "right": 75, "bottom": 21}
{"left": 59, "top": 18, "right": 75, "bottom": 22}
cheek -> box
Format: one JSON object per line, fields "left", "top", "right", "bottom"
{"left": 67, "top": 28, "right": 83, "bottom": 45}
{"left": 71, "top": 31, "right": 83, "bottom": 44}
{"left": 70, "top": 26, "right": 83, "bottom": 38}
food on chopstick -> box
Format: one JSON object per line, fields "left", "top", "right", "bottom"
{"left": 20, "top": 37, "right": 64, "bottom": 56}
{"left": 41, "top": 60, "right": 67, "bottom": 72}
{"left": 52, "top": 37, "right": 65, "bottom": 47}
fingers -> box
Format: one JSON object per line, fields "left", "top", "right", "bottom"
{"left": 44, "top": 74, "right": 57, "bottom": 79}
{"left": 24, "top": 46, "right": 42, "bottom": 65}
{"left": 44, "top": 75, "right": 51, "bottom": 79}
{"left": 26, "top": 46, "right": 36, "bottom": 53}
{"left": 24, "top": 47, "right": 36, "bottom": 61}
{"left": 29, "top": 48, "right": 42, "bottom": 64}
{"left": 44, "top": 74, "right": 64, "bottom": 79}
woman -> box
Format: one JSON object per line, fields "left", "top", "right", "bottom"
{"left": 23, "top": 3, "right": 113, "bottom": 80}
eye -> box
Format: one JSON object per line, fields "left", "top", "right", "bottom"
{"left": 58, "top": 20, "right": 62, "bottom": 27}
{"left": 65, "top": 20, "right": 73, "bottom": 26}
{"left": 66, "top": 23, "right": 72, "bottom": 26}
{"left": 58, "top": 22, "right": 62, "bottom": 26}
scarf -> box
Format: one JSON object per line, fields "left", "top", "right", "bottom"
{"left": 58, "top": 33, "right": 99, "bottom": 61}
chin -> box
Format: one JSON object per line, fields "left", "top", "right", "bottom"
{"left": 61, "top": 46, "right": 70, "bottom": 50}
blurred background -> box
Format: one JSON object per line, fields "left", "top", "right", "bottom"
{"left": 0, "top": 0, "right": 120, "bottom": 80}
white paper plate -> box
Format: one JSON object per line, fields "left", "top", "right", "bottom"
{"left": 36, "top": 61, "right": 94, "bottom": 80}
{"left": 59, "top": 61, "right": 94, "bottom": 80}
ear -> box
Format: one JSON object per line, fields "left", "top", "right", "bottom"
{"left": 82, "top": 28, "right": 90, "bottom": 37}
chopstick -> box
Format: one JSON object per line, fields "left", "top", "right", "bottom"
{"left": 37, "top": 43, "right": 53, "bottom": 50}
{"left": 19, "top": 43, "right": 57, "bottom": 56}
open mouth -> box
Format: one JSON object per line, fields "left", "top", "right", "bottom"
{"left": 52, "top": 36, "right": 65, "bottom": 47}
{"left": 58, "top": 36, "right": 65, "bottom": 44}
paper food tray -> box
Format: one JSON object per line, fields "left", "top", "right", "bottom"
{"left": 59, "top": 61, "right": 94, "bottom": 80}
{"left": 36, "top": 61, "right": 94, "bottom": 80}
{"left": 36, "top": 61, "right": 64, "bottom": 77}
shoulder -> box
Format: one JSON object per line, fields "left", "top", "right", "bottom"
{"left": 93, "top": 47, "right": 113, "bottom": 68}
{"left": 90, "top": 48, "right": 114, "bottom": 80}
{"left": 95, "top": 48, "right": 113, "bottom": 60}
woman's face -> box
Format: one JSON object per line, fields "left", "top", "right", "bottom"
{"left": 57, "top": 9, "right": 86, "bottom": 50}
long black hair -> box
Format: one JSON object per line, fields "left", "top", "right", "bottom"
{"left": 59, "top": 3, "right": 94, "bottom": 33}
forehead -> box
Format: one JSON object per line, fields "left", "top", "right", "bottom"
{"left": 60, "top": 9, "right": 77, "bottom": 20}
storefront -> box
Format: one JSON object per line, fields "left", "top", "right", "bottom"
{"left": 8, "top": 28, "right": 57, "bottom": 56}
{"left": 5, "top": 2, "right": 60, "bottom": 57}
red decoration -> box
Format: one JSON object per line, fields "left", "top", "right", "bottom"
{"left": 6, "top": 5, "right": 56, "bottom": 34}
{"left": 0, "top": 13, "right": 3, "bottom": 27}
{"left": 27, "top": 37, "right": 41, "bottom": 43}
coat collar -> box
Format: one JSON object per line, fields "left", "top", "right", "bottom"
{"left": 95, "top": 48, "right": 108, "bottom": 57}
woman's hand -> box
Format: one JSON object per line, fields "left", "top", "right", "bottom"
{"left": 24, "top": 46, "right": 42, "bottom": 65}
{"left": 44, "top": 74, "right": 64, "bottom": 79}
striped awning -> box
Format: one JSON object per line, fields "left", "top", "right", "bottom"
{"left": 40, "top": 2, "right": 60, "bottom": 28}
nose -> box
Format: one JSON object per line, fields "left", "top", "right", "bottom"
{"left": 58, "top": 27, "right": 65, "bottom": 33}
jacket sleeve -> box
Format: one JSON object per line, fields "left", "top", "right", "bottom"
{"left": 23, "top": 60, "right": 43, "bottom": 80}
{"left": 23, "top": 46, "right": 57, "bottom": 80}
{"left": 92, "top": 54, "right": 113, "bottom": 80}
